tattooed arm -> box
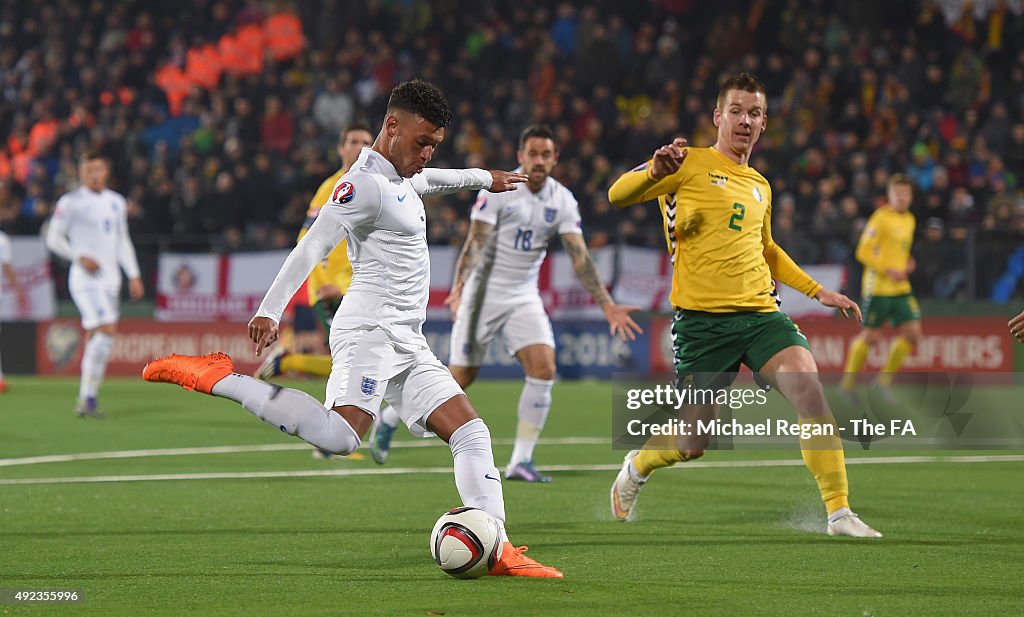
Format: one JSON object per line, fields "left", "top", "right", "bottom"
{"left": 444, "top": 219, "right": 495, "bottom": 319}
{"left": 561, "top": 233, "right": 643, "bottom": 341}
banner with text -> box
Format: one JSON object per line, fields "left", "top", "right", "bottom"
{"left": 36, "top": 319, "right": 265, "bottom": 376}
{"left": 155, "top": 251, "right": 288, "bottom": 321}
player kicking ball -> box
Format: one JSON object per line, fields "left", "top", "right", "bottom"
{"left": 143, "top": 80, "right": 562, "bottom": 577}
{"left": 370, "top": 125, "right": 642, "bottom": 481}
{"left": 606, "top": 73, "right": 881, "bottom": 538}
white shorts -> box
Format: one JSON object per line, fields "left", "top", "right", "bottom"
{"left": 449, "top": 295, "right": 555, "bottom": 367}
{"left": 70, "top": 286, "right": 120, "bottom": 330}
{"left": 325, "top": 327, "right": 463, "bottom": 438}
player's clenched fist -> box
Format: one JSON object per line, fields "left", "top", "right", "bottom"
{"left": 650, "top": 137, "right": 689, "bottom": 180}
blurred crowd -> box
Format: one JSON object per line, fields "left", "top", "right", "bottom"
{"left": 0, "top": 0, "right": 1022, "bottom": 300}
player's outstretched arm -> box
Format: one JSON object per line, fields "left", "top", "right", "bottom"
{"left": 252, "top": 177, "right": 379, "bottom": 352}
{"left": 608, "top": 138, "right": 688, "bottom": 207}
{"left": 1010, "top": 309, "right": 1024, "bottom": 343}
{"left": 411, "top": 168, "right": 527, "bottom": 197}
{"left": 445, "top": 219, "right": 495, "bottom": 319}
{"left": 561, "top": 233, "right": 643, "bottom": 341}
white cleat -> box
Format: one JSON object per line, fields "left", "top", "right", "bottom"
{"left": 827, "top": 509, "right": 883, "bottom": 538}
{"left": 610, "top": 450, "right": 647, "bottom": 521}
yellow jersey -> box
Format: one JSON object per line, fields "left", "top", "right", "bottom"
{"left": 856, "top": 205, "right": 915, "bottom": 297}
{"left": 608, "top": 147, "right": 821, "bottom": 312}
{"left": 302, "top": 167, "right": 352, "bottom": 304}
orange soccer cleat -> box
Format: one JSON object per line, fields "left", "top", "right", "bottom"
{"left": 488, "top": 543, "right": 563, "bottom": 578}
{"left": 142, "top": 352, "right": 234, "bottom": 394}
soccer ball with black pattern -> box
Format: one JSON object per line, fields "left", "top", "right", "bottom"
{"left": 429, "top": 507, "right": 503, "bottom": 579}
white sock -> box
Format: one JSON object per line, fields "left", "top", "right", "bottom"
{"left": 211, "top": 374, "right": 362, "bottom": 455}
{"left": 508, "top": 376, "right": 554, "bottom": 468}
{"left": 828, "top": 507, "right": 852, "bottom": 523}
{"left": 79, "top": 332, "right": 113, "bottom": 400}
{"left": 449, "top": 418, "right": 508, "bottom": 542}
{"left": 379, "top": 402, "right": 401, "bottom": 428}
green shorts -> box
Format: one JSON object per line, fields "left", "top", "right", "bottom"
{"left": 312, "top": 297, "right": 342, "bottom": 345}
{"left": 672, "top": 310, "right": 810, "bottom": 381}
{"left": 863, "top": 293, "right": 920, "bottom": 329}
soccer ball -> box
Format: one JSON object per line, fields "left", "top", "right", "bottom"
{"left": 429, "top": 507, "right": 503, "bottom": 579}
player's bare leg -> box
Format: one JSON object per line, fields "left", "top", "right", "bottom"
{"left": 427, "top": 394, "right": 562, "bottom": 578}
{"left": 505, "top": 344, "right": 556, "bottom": 482}
{"left": 761, "top": 346, "right": 882, "bottom": 538}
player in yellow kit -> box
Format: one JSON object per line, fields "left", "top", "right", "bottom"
{"left": 255, "top": 123, "right": 374, "bottom": 381}
{"left": 607, "top": 73, "right": 882, "bottom": 537}
{"left": 840, "top": 175, "right": 920, "bottom": 402}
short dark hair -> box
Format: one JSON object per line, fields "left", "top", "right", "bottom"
{"left": 386, "top": 80, "right": 452, "bottom": 128}
{"left": 341, "top": 121, "right": 373, "bottom": 141}
{"left": 716, "top": 73, "right": 767, "bottom": 109}
{"left": 519, "top": 124, "right": 557, "bottom": 150}
{"left": 79, "top": 150, "right": 107, "bottom": 164}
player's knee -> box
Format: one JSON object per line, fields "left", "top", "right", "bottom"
{"left": 318, "top": 419, "right": 361, "bottom": 455}
{"left": 527, "top": 365, "right": 556, "bottom": 381}
{"left": 863, "top": 330, "right": 882, "bottom": 345}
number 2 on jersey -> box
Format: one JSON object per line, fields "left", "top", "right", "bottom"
{"left": 514, "top": 228, "right": 533, "bottom": 250}
{"left": 728, "top": 202, "right": 745, "bottom": 231}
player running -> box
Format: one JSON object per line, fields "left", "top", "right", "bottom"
{"left": 606, "top": 73, "right": 882, "bottom": 538}
{"left": 46, "top": 152, "right": 144, "bottom": 417}
{"left": 840, "top": 174, "right": 920, "bottom": 403}
{"left": 143, "top": 80, "right": 563, "bottom": 577}
{"left": 370, "top": 125, "right": 642, "bottom": 480}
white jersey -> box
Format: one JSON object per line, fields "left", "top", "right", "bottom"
{"left": 467, "top": 175, "right": 581, "bottom": 301}
{"left": 0, "top": 230, "right": 11, "bottom": 303}
{"left": 46, "top": 186, "right": 140, "bottom": 291}
{"left": 256, "top": 147, "right": 491, "bottom": 347}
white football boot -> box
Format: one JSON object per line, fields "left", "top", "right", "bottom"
{"left": 827, "top": 508, "right": 883, "bottom": 538}
{"left": 610, "top": 450, "right": 647, "bottom": 521}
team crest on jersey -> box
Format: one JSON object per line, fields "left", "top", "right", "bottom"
{"left": 752, "top": 186, "right": 764, "bottom": 202}
{"left": 360, "top": 376, "right": 377, "bottom": 396}
{"left": 331, "top": 181, "right": 355, "bottom": 204}
{"left": 544, "top": 207, "right": 557, "bottom": 223}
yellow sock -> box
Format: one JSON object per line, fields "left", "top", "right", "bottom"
{"left": 877, "top": 337, "right": 912, "bottom": 387}
{"left": 632, "top": 434, "right": 692, "bottom": 477}
{"left": 799, "top": 414, "right": 850, "bottom": 515}
{"left": 840, "top": 337, "right": 869, "bottom": 391}
{"left": 280, "top": 353, "right": 333, "bottom": 377}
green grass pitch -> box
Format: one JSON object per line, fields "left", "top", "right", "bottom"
{"left": 0, "top": 376, "right": 1021, "bottom": 616}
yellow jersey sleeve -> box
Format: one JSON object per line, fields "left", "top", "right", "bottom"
{"left": 760, "top": 191, "right": 822, "bottom": 298}
{"left": 608, "top": 160, "right": 686, "bottom": 207}
{"left": 303, "top": 169, "right": 353, "bottom": 304}
{"left": 855, "top": 211, "right": 884, "bottom": 272}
